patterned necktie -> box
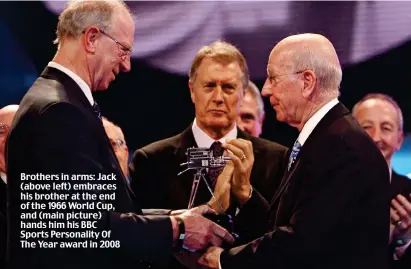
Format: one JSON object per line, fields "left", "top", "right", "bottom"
{"left": 208, "top": 141, "right": 224, "bottom": 187}
{"left": 287, "top": 139, "right": 302, "bottom": 171}
{"left": 92, "top": 102, "right": 102, "bottom": 120}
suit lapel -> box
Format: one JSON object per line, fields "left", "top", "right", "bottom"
{"left": 41, "top": 67, "right": 133, "bottom": 201}
{"left": 269, "top": 103, "right": 350, "bottom": 222}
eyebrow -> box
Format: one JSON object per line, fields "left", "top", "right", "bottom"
{"left": 381, "top": 121, "right": 395, "bottom": 127}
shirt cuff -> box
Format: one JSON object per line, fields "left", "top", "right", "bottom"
{"left": 235, "top": 185, "right": 253, "bottom": 216}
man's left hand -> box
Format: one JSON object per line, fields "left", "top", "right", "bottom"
{"left": 198, "top": 246, "right": 224, "bottom": 269}
{"left": 390, "top": 193, "right": 411, "bottom": 245}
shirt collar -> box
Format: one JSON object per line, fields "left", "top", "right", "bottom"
{"left": 191, "top": 118, "right": 237, "bottom": 148}
{"left": 0, "top": 172, "right": 6, "bottom": 184}
{"left": 298, "top": 98, "right": 339, "bottom": 146}
{"left": 48, "top": 61, "right": 94, "bottom": 105}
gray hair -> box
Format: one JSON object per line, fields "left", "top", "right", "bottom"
{"left": 53, "top": 0, "right": 131, "bottom": 45}
{"left": 284, "top": 44, "right": 342, "bottom": 98}
{"left": 352, "top": 93, "right": 404, "bottom": 132}
{"left": 189, "top": 41, "right": 250, "bottom": 90}
{"left": 245, "top": 81, "right": 265, "bottom": 120}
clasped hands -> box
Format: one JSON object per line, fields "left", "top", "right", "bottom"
{"left": 170, "top": 139, "right": 254, "bottom": 268}
{"left": 199, "top": 138, "right": 255, "bottom": 268}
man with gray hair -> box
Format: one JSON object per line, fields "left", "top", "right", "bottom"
{"left": 6, "top": 1, "right": 233, "bottom": 269}
{"left": 237, "top": 81, "right": 265, "bottom": 137}
{"left": 199, "top": 33, "right": 390, "bottom": 269}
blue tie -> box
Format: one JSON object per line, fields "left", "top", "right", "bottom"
{"left": 288, "top": 140, "right": 302, "bottom": 171}
{"left": 93, "top": 102, "right": 101, "bottom": 120}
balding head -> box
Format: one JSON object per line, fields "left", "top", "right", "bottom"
{"left": 0, "top": 105, "right": 19, "bottom": 127}
{"left": 102, "top": 117, "right": 129, "bottom": 178}
{"left": 262, "top": 34, "right": 342, "bottom": 130}
{"left": 270, "top": 33, "right": 342, "bottom": 97}
{"left": 0, "top": 104, "right": 19, "bottom": 174}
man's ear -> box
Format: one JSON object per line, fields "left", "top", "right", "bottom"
{"left": 396, "top": 131, "right": 404, "bottom": 151}
{"left": 83, "top": 26, "right": 100, "bottom": 54}
{"left": 189, "top": 81, "right": 195, "bottom": 104}
{"left": 301, "top": 70, "right": 316, "bottom": 100}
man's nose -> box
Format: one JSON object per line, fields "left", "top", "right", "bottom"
{"left": 120, "top": 56, "right": 131, "bottom": 73}
{"left": 369, "top": 128, "right": 382, "bottom": 143}
{"left": 211, "top": 86, "right": 224, "bottom": 103}
{"left": 261, "top": 79, "right": 271, "bottom": 97}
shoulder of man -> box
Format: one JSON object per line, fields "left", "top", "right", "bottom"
{"left": 248, "top": 135, "right": 288, "bottom": 155}
{"left": 134, "top": 130, "right": 186, "bottom": 159}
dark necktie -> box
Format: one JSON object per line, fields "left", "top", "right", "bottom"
{"left": 208, "top": 141, "right": 224, "bottom": 187}
{"left": 92, "top": 102, "right": 102, "bottom": 120}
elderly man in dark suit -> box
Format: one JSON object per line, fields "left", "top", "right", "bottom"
{"left": 6, "top": 1, "right": 233, "bottom": 269}
{"left": 129, "top": 41, "right": 289, "bottom": 247}
{"left": 353, "top": 93, "right": 411, "bottom": 269}
{"left": 199, "top": 33, "right": 391, "bottom": 269}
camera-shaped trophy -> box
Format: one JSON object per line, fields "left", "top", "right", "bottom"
{"left": 178, "top": 147, "right": 239, "bottom": 240}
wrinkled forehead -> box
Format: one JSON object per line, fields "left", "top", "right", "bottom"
{"left": 241, "top": 93, "right": 259, "bottom": 110}
{"left": 267, "top": 49, "right": 293, "bottom": 74}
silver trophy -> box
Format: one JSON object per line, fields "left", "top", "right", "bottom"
{"left": 178, "top": 147, "right": 231, "bottom": 211}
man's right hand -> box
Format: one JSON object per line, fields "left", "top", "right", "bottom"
{"left": 172, "top": 205, "right": 235, "bottom": 251}
{"left": 208, "top": 161, "right": 234, "bottom": 214}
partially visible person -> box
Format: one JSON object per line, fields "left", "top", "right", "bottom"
{"left": 6, "top": 1, "right": 233, "bottom": 269}
{"left": 102, "top": 117, "right": 129, "bottom": 182}
{"left": 236, "top": 81, "right": 265, "bottom": 137}
{"left": 199, "top": 33, "right": 390, "bottom": 269}
{"left": 353, "top": 93, "right": 411, "bottom": 268}
{"left": 0, "top": 104, "right": 18, "bottom": 267}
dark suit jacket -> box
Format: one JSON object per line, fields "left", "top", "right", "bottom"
{"left": 391, "top": 171, "right": 411, "bottom": 269}
{"left": 220, "top": 103, "right": 391, "bottom": 269}
{"left": 6, "top": 67, "right": 173, "bottom": 269}
{"left": 129, "top": 127, "right": 288, "bottom": 244}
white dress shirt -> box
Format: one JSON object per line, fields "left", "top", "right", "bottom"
{"left": 297, "top": 98, "right": 339, "bottom": 147}
{"left": 191, "top": 118, "right": 237, "bottom": 148}
{"left": 0, "top": 172, "right": 6, "bottom": 184}
{"left": 48, "top": 62, "right": 94, "bottom": 106}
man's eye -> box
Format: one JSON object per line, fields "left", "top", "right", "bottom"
{"left": 241, "top": 113, "right": 255, "bottom": 120}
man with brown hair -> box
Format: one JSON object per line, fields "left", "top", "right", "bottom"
{"left": 129, "top": 41, "right": 288, "bottom": 247}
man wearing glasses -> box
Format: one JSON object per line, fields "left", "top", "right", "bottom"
{"left": 102, "top": 117, "right": 130, "bottom": 184}
{"left": 6, "top": 1, "right": 233, "bottom": 269}
{"left": 0, "top": 104, "right": 18, "bottom": 267}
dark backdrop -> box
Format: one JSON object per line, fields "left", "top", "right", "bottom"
{"left": 0, "top": 1, "right": 410, "bottom": 153}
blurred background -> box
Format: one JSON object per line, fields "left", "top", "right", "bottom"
{"left": 0, "top": 1, "right": 409, "bottom": 176}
